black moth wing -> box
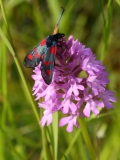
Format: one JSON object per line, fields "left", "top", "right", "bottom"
{"left": 40, "top": 45, "right": 57, "bottom": 85}
{"left": 24, "top": 39, "right": 47, "bottom": 68}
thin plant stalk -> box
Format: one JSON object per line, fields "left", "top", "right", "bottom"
{"left": 0, "top": 0, "right": 40, "bottom": 123}
{"left": 79, "top": 118, "right": 97, "bottom": 160}
{"left": 39, "top": 98, "right": 53, "bottom": 160}
{"left": 101, "top": 0, "right": 113, "bottom": 62}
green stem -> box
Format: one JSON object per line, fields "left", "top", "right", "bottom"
{"left": 101, "top": 0, "right": 113, "bottom": 62}
{"left": 0, "top": 0, "right": 40, "bottom": 123}
{"left": 1, "top": 27, "right": 7, "bottom": 126}
{"left": 79, "top": 118, "right": 96, "bottom": 160}
{"left": 40, "top": 106, "right": 53, "bottom": 160}
{"left": 52, "top": 112, "right": 58, "bottom": 160}
{"left": 41, "top": 127, "right": 53, "bottom": 160}
{"left": 0, "top": 0, "right": 14, "bottom": 49}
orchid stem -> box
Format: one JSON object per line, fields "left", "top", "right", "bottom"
{"left": 79, "top": 118, "right": 96, "bottom": 160}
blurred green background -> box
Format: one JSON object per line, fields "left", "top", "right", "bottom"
{"left": 0, "top": 0, "right": 120, "bottom": 160}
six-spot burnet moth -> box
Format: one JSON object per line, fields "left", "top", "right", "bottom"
{"left": 24, "top": 7, "right": 65, "bottom": 85}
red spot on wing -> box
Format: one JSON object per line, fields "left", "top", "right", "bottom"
{"left": 34, "top": 53, "right": 39, "bottom": 58}
{"left": 34, "top": 48, "right": 37, "bottom": 52}
{"left": 49, "top": 46, "right": 57, "bottom": 55}
{"left": 49, "top": 46, "right": 54, "bottom": 54}
{"left": 41, "top": 39, "right": 46, "bottom": 46}
{"left": 28, "top": 54, "right": 33, "bottom": 60}
{"left": 41, "top": 54, "right": 44, "bottom": 59}
{"left": 54, "top": 46, "right": 57, "bottom": 55}
{"left": 46, "top": 70, "right": 51, "bottom": 75}
{"left": 44, "top": 61, "right": 49, "bottom": 66}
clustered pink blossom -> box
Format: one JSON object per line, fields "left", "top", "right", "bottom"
{"left": 32, "top": 35, "right": 116, "bottom": 132}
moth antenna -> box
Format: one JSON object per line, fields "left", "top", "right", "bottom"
{"left": 53, "top": 7, "right": 65, "bottom": 34}
{"left": 57, "top": 7, "right": 65, "bottom": 27}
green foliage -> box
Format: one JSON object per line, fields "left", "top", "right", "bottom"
{"left": 0, "top": 0, "right": 120, "bottom": 160}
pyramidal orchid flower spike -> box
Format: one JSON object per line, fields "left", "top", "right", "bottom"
{"left": 32, "top": 35, "right": 116, "bottom": 132}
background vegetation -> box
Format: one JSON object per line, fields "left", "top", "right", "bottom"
{"left": 0, "top": 0, "right": 120, "bottom": 159}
